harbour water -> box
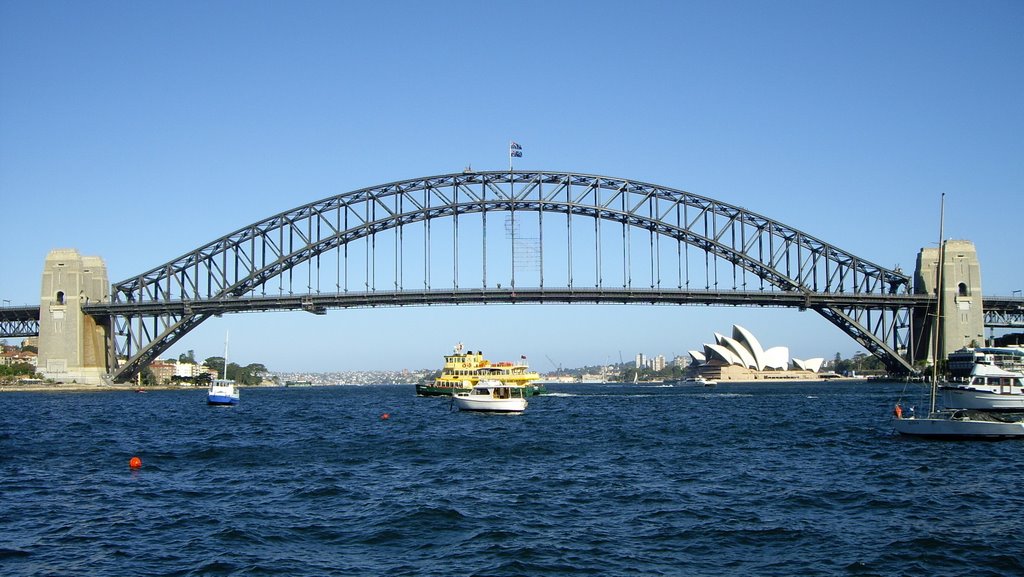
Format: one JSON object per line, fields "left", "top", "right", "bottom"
{"left": 2, "top": 381, "right": 1022, "bottom": 576}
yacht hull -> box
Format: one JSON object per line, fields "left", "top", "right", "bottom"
{"left": 894, "top": 415, "right": 1024, "bottom": 439}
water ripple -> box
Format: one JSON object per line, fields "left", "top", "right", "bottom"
{"left": 3, "top": 382, "right": 1024, "bottom": 576}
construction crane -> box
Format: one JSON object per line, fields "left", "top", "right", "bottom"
{"left": 545, "top": 355, "right": 561, "bottom": 372}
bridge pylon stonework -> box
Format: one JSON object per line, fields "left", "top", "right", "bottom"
{"left": 36, "top": 249, "right": 112, "bottom": 385}
{"left": 913, "top": 240, "right": 985, "bottom": 365}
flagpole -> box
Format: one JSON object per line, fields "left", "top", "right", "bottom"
{"left": 509, "top": 140, "right": 515, "bottom": 289}
{"left": 507, "top": 140, "right": 516, "bottom": 289}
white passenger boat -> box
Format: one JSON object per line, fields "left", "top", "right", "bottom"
{"left": 940, "top": 363, "right": 1024, "bottom": 411}
{"left": 684, "top": 376, "right": 717, "bottom": 387}
{"left": 207, "top": 331, "right": 239, "bottom": 406}
{"left": 453, "top": 380, "right": 527, "bottom": 413}
{"left": 207, "top": 379, "right": 240, "bottom": 406}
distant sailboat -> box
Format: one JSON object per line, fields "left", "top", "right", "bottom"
{"left": 893, "top": 195, "right": 1024, "bottom": 438}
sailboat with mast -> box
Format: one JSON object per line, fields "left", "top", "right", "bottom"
{"left": 893, "top": 195, "right": 1024, "bottom": 438}
{"left": 207, "top": 331, "right": 240, "bottom": 406}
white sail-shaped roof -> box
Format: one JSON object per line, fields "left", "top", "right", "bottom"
{"left": 704, "top": 343, "right": 741, "bottom": 366}
{"left": 792, "top": 357, "right": 824, "bottom": 373}
{"left": 762, "top": 346, "right": 789, "bottom": 370}
{"left": 688, "top": 350, "right": 707, "bottom": 364}
{"left": 721, "top": 336, "right": 758, "bottom": 369}
{"left": 733, "top": 325, "right": 767, "bottom": 370}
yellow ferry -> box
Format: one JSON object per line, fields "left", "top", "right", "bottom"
{"left": 415, "top": 343, "right": 546, "bottom": 397}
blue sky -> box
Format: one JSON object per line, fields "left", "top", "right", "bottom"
{"left": 1, "top": 1, "right": 1021, "bottom": 372}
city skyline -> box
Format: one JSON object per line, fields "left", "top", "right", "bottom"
{"left": 2, "top": 2, "right": 1021, "bottom": 372}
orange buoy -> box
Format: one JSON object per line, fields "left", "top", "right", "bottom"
{"left": 380, "top": 413, "right": 390, "bottom": 420}
{"left": 129, "top": 456, "right": 142, "bottom": 469}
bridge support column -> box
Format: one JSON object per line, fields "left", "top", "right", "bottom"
{"left": 37, "top": 249, "right": 111, "bottom": 385}
{"left": 913, "top": 240, "right": 985, "bottom": 366}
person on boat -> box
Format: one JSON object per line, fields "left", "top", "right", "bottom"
{"left": 893, "top": 404, "right": 903, "bottom": 419}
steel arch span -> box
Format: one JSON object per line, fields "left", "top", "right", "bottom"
{"left": 94, "top": 170, "right": 921, "bottom": 381}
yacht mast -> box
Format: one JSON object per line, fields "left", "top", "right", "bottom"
{"left": 930, "top": 194, "right": 945, "bottom": 414}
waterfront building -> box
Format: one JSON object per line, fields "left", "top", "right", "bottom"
{"left": 1, "top": 348, "right": 37, "bottom": 367}
{"left": 688, "top": 325, "right": 827, "bottom": 382}
{"left": 947, "top": 346, "right": 1024, "bottom": 378}
{"left": 149, "top": 360, "right": 177, "bottom": 384}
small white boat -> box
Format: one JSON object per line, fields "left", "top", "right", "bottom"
{"left": 685, "top": 376, "right": 717, "bottom": 387}
{"left": 453, "top": 380, "right": 527, "bottom": 413}
{"left": 207, "top": 331, "right": 239, "bottom": 406}
{"left": 940, "top": 363, "right": 1024, "bottom": 411}
{"left": 207, "top": 379, "right": 240, "bottom": 406}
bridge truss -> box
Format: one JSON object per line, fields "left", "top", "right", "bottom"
{"left": 76, "top": 170, "right": 931, "bottom": 382}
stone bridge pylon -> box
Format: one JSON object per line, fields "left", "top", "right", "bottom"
{"left": 36, "top": 249, "right": 112, "bottom": 385}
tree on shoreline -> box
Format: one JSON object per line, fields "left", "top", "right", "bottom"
{"left": 0, "top": 362, "right": 41, "bottom": 383}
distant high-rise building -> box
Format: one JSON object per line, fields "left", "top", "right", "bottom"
{"left": 653, "top": 355, "right": 666, "bottom": 371}
{"left": 635, "top": 353, "right": 646, "bottom": 369}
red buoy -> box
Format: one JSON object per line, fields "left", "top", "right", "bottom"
{"left": 380, "top": 413, "right": 390, "bottom": 420}
{"left": 129, "top": 456, "right": 142, "bottom": 469}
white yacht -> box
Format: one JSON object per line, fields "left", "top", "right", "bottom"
{"left": 453, "top": 380, "right": 528, "bottom": 413}
{"left": 940, "top": 363, "right": 1024, "bottom": 411}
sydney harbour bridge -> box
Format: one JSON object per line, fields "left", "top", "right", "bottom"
{"left": 2, "top": 170, "right": 1022, "bottom": 382}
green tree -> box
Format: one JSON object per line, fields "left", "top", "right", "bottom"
{"left": 204, "top": 357, "right": 227, "bottom": 378}
{"left": 178, "top": 349, "right": 197, "bottom": 364}
{"left": 0, "top": 362, "right": 41, "bottom": 382}
{"left": 232, "top": 362, "right": 269, "bottom": 385}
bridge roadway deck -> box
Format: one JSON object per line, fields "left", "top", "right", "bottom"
{"left": 3, "top": 293, "right": 1023, "bottom": 337}
{"left": 80, "top": 288, "right": 930, "bottom": 316}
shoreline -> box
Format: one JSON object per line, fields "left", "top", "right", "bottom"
{"left": 0, "top": 382, "right": 413, "bottom": 393}
{"left": 0, "top": 383, "right": 197, "bottom": 393}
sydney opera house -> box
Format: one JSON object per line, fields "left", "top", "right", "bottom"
{"left": 688, "top": 325, "right": 827, "bottom": 381}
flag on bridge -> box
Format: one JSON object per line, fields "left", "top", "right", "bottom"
{"left": 509, "top": 141, "right": 523, "bottom": 158}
